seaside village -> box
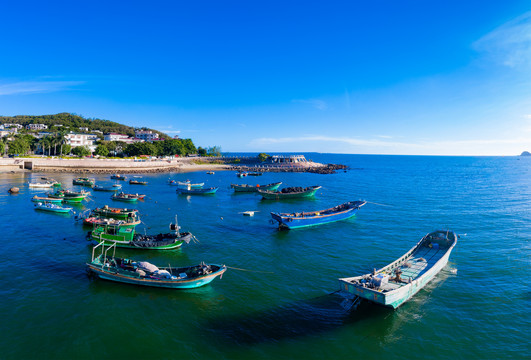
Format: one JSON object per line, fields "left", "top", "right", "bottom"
{"left": 0, "top": 122, "right": 164, "bottom": 156}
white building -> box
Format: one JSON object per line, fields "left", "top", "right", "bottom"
{"left": 79, "top": 127, "right": 89, "bottom": 132}
{"left": 3, "top": 123, "right": 23, "bottom": 129}
{"left": 135, "top": 130, "right": 159, "bottom": 142}
{"left": 26, "top": 124, "right": 48, "bottom": 130}
{"left": 104, "top": 133, "right": 139, "bottom": 144}
{"left": 65, "top": 133, "right": 98, "bottom": 152}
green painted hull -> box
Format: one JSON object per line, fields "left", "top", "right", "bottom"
{"left": 258, "top": 186, "right": 321, "bottom": 200}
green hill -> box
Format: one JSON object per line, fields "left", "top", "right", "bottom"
{"left": 0, "top": 112, "right": 170, "bottom": 139}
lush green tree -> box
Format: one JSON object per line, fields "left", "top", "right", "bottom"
{"left": 124, "top": 142, "right": 157, "bottom": 156}
{"left": 72, "top": 145, "right": 91, "bottom": 157}
{"left": 197, "top": 147, "right": 207, "bottom": 156}
{"left": 7, "top": 138, "right": 30, "bottom": 155}
{"left": 258, "top": 153, "right": 270, "bottom": 162}
{"left": 94, "top": 145, "right": 109, "bottom": 157}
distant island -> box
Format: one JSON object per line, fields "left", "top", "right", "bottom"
{"left": 521, "top": 151, "right": 531, "bottom": 156}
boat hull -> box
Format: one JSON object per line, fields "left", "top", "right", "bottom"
{"left": 338, "top": 230, "right": 457, "bottom": 309}
{"left": 231, "top": 182, "right": 282, "bottom": 193}
{"left": 177, "top": 187, "right": 218, "bottom": 195}
{"left": 271, "top": 201, "right": 365, "bottom": 229}
{"left": 258, "top": 186, "right": 321, "bottom": 200}
{"left": 87, "top": 264, "right": 226, "bottom": 289}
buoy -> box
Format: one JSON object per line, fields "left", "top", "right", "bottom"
{"left": 8, "top": 187, "right": 19, "bottom": 194}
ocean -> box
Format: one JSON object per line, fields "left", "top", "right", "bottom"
{"left": 0, "top": 154, "right": 529, "bottom": 359}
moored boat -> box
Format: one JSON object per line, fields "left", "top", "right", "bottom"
{"left": 231, "top": 182, "right": 282, "bottom": 193}
{"left": 92, "top": 205, "right": 139, "bottom": 220}
{"left": 48, "top": 189, "right": 90, "bottom": 203}
{"left": 28, "top": 181, "right": 56, "bottom": 188}
{"left": 35, "top": 202, "right": 72, "bottom": 214}
{"left": 31, "top": 195, "right": 64, "bottom": 204}
{"left": 176, "top": 186, "right": 218, "bottom": 195}
{"left": 338, "top": 230, "right": 458, "bottom": 309}
{"left": 88, "top": 219, "right": 193, "bottom": 250}
{"left": 258, "top": 186, "right": 321, "bottom": 200}
{"left": 110, "top": 174, "right": 127, "bottom": 180}
{"left": 271, "top": 200, "right": 366, "bottom": 229}
{"left": 73, "top": 177, "right": 95, "bottom": 186}
{"left": 111, "top": 192, "right": 139, "bottom": 203}
{"left": 87, "top": 242, "right": 226, "bottom": 289}
{"left": 83, "top": 216, "right": 141, "bottom": 228}
{"left": 93, "top": 184, "right": 122, "bottom": 192}
{"left": 129, "top": 180, "right": 148, "bottom": 185}
{"left": 169, "top": 180, "right": 204, "bottom": 188}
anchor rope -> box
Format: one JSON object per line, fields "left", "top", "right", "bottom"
{"left": 225, "top": 266, "right": 274, "bottom": 274}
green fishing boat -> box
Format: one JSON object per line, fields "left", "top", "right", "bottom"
{"left": 231, "top": 182, "right": 282, "bottom": 193}
{"left": 48, "top": 189, "right": 90, "bottom": 203}
{"left": 31, "top": 195, "right": 64, "bottom": 204}
{"left": 257, "top": 186, "right": 322, "bottom": 200}
{"left": 73, "top": 177, "right": 95, "bottom": 186}
{"left": 88, "top": 218, "right": 192, "bottom": 250}
{"left": 92, "top": 205, "right": 139, "bottom": 220}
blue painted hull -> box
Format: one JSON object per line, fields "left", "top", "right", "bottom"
{"left": 270, "top": 201, "right": 366, "bottom": 229}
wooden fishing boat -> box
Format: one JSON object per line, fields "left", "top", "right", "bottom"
{"left": 231, "top": 182, "right": 282, "bottom": 193}
{"left": 176, "top": 186, "right": 218, "bottom": 195}
{"left": 258, "top": 186, "right": 321, "bottom": 200}
{"left": 87, "top": 242, "right": 226, "bottom": 289}
{"left": 92, "top": 206, "right": 139, "bottom": 220}
{"left": 236, "top": 172, "right": 248, "bottom": 178}
{"left": 168, "top": 180, "right": 204, "bottom": 188}
{"left": 129, "top": 180, "right": 148, "bottom": 185}
{"left": 110, "top": 174, "right": 127, "bottom": 180}
{"left": 93, "top": 184, "right": 122, "bottom": 192}
{"left": 48, "top": 189, "right": 90, "bottom": 203}
{"left": 206, "top": 171, "right": 215, "bottom": 175}
{"left": 247, "top": 172, "right": 263, "bottom": 176}
{"left": 34, "top": 202, "right": 72, "bottom": 213}
{"left": 31, "top": 195, "right": 64, "bottom": 204}
{"left": 83, "top": 216, "right": 141, "bottom": 228}
{"left": 28, "top": 181, "right": 56, "bottom": 188}
{"left": 73, "top": 177, "right": 95, "bottom": 186}
{"left": 338, "top": 230, "right": 458, "bottom": 309}
{"left": 271, "top": 200, "right": 366, "bottom": 229}
{"left": 88, "top": 219, "right": 193, "bottom": 250}
{"left": 111, "top": 192, "right": 139, "bottom": 203}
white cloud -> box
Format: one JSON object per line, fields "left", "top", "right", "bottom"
{"left": 250, "top": 135, "right": 420, "bottom": 148}
{"left": 292, "top": 99, "right": 328, "bottom": 111}
{"left": 473, "top": 11, "right": 531, "bottom": 69}
{"left": 0, "top": 80, "right": 84, "bottom": 95}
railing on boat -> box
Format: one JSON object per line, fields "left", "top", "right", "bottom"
{"left": 92, "top": 241, "right": 117, "bottom": 263}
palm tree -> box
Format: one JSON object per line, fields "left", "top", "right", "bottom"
{"left": 58, "top": 130, "right": 67, "bottom": 156}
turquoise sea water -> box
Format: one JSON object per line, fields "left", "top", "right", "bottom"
{"left": 1, "top": 154, "right": 529, "bottom": 359}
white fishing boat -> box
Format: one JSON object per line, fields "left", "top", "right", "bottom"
{"left": 28, "top": 181, "right": 56, "bottom": 188}
{"left": 338, "top": 230, "right": 458, "bottom": 309}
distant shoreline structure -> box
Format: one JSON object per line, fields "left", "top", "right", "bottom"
{"left": 0, "top": 154, "right": 346, "bottom": 174}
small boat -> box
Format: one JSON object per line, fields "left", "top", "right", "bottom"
{"left": 92, "top": 206, "right": 139, "bottom": 220}
{"left": 83, "top": 216, "right": 141, "bottom": 228}
{"left": 88, "top": 217, "right": 193, "bottom": 250}
{"left": 338, "top": 230, "right": 458, "bottom": 309}
{"left": 93, "top": 184, "right": 122, "bottom": 192}
{"left": 35, "top": 202, "right": 72, "bottom": 213}
{"left": 111, "top": 192, "right": 139, "bottom": 203}
{"left": 110, "top": 174, "right": 127, "bottom": 180}
{"left": 247, "top": 172, "right": 263, "bottom": 176}
{"left": 48, "top": 189, "right": 90, "bottom": 203}
{"left": 206, "top": 171, "right": 215, "bottom": 175}
{"left": 236, "top": 172, "right": 248, "bottom": 178}
{"left": 87, "top": 242, "right": 226, "bottom": 289}
{"left": 176, "top": 186, "right": 218, "bottom": 195}
{"left": 258, "top": 186, "right": 322, "bottom": 200}
{"left": 31, "top": 195, "right": 64, "bottom": 204}
{"left": 129, "top": 180, "right": 148, "bottom": 185}
{"left": 271, "top": 201, "right": 366, "bottom": 229}
{"left": 168, "top": 180, "right": 204, "bottom": 188}
{"left": 231, "top": 182, "right": 282, "bottom": 193}
{"left": 28, "top": 181, "right": 56, "bottom": 188}
{"left": 73, "top": 177, "right": 95, "bottom": 186}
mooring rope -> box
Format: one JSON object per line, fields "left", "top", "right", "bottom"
{"left": 226, "top": 266, "right": 274, "bottom": 274}
{"left": 365, "top": 201, "right": 395, "bottom": 207}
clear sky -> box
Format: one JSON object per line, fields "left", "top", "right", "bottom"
{"left": 1, "top": 1, "right": 530, "bottom": 155}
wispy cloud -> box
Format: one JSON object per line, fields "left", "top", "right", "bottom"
{"left": 473, "top": 11, "right": 531, "bottom": 69}
{"left": 292, "top": 99, "right": 328, "bottom": 111}
{"left": 0, "top": 80, "right": 85, "bottom": 95}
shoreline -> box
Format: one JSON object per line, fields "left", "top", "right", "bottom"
{"left": 0, "top": 157, "right": 345, "bottom": 174}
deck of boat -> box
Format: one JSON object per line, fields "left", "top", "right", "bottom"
{"left": 380, "top": 244, "right": 446, "bottom": 291}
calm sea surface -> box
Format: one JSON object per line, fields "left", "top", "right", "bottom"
{"left": 0, "top": 154, "right": 529, "bottom": 359}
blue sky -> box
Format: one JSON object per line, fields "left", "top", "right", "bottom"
{"left": 1, "top": 1, "right": 530, "bottom": 155}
